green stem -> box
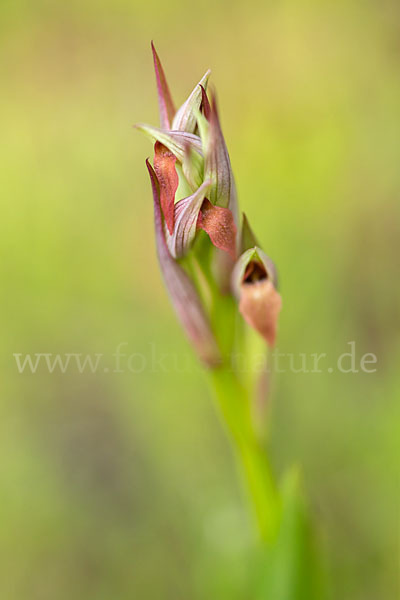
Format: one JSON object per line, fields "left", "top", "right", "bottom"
{"left": 210, "top": 367, "right": 281, "bottom": 543}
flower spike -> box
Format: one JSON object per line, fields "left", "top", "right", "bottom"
{"left": 137, "top": 46, "right": 281, "bottom": 361}
{"left": 151, "top": 42, "right": 176, "bottom": 129}
{"left": 137, "top": 47, "right": 288, "bottom": 553}
{"left": 146, "top": 160, "right": 221, "bottom": 367}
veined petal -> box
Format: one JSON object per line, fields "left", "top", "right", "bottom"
{"left": 146, "top": 160, "right": 221, "bottom": 367}
{"left": 204, "top": 96, "right": 236, "bottom": 211}
{"left": 151, "top": 42, "right": 175, "bottom": 130}
{"left": 136, "top": 123, "right": 204, "bottom": 189}
{"left": 153, "top": 142, "right": 179, "bottom": 235}
{"left": 136, "top": 123, "right": 203, "bottom": 156}
{"left": 197, "top": 199, "right": 237, "bottom": 260}
{"left": 231, "top": 247, "right": 281, "bottom": 346}
{"left": 172, "top": 70, "right": 211, "bottom": 133}
{"left": 166, "top": 181, "right": 211, "bottom": 259}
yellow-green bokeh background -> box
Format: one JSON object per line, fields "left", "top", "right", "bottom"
{"left": 1, "top": 0, "right": 399, "bottom": 598}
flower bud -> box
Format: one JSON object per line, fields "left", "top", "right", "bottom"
{"left": 232, "top": 217, "right": 281, "bottom": 346}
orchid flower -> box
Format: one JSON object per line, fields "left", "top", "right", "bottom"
{"left": 232, "top": 215, "right": 282, "bottom": 346}
{"left": 136, "top": 43, "right": 281, "bottom": 365}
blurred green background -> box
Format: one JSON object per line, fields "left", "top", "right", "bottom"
{"left": 1, "top": 0, "right": 399, "bottom": 598}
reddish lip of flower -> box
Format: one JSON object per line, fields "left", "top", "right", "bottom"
{"left": 197, "top": 199, "right": 236, "bottom": 260}
{"left": 146, "top": 159, "right": 221, "bottom": 367}
{"left": 239, "top": 276, "right": 281, "bottom": 346}
{"left": 153, "top": 141, "right": 178, "bottom": 235}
